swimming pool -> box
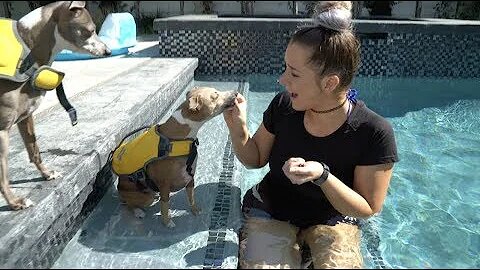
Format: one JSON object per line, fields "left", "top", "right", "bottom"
{"left": 51, "top": 73, "right": 479, "bottom": 268}
{"left": 237, "top": 74, "right": 480, "bottom": 269}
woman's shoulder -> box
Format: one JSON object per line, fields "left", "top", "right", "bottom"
{"left": 352, "top": 101, "right": 394, "bottom": 132}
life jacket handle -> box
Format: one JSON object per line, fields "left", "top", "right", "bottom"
{"left": 107, "top": 125, "right": 153, "bottom": 164}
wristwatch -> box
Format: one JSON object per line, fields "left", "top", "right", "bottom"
{"left": 312, "top": 162, "right": 330, "bottom": 186}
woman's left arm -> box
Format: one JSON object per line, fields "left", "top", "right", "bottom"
{"left": 285, "top": 160, "right": 394, "bottom": 218}
{"left": 321, "top": 163, "right": 394, "bottom": 218}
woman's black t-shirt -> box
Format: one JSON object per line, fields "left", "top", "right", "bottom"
{"left": 255, "top": 91, "right": 399, "bottom": 228}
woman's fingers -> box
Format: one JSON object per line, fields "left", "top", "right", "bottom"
{"left": 236, "top": 93, "right": 246, "bottom": 103}
{"left": 290, "top": 166, "right": 310, "bottom": 175}
{"left": 285, "top": 157, "right": 305, "bottom": 166}
{"left": 223, "top": 94, "right": 248, "bottom": 134}
{"left": 283, "top": 160, "right": 324, "bottom": 184}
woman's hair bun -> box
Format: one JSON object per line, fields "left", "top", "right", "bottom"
{"left": 312, "top": 1, "right": 353, "bottom": 32}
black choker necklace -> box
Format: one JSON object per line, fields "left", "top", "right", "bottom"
{"left": 310, "top": 99, "right": 347, "bottom": 114}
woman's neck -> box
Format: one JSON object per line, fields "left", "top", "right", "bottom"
{"left": 304, "top": 100, "right": 352, "bottom": 137}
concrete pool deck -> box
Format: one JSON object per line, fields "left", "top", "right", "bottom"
{"left": 0, "top": 35, "right": 243, "bottom": 268}
{"left": 35, "top": 35, "right": 160, "bottom": 118}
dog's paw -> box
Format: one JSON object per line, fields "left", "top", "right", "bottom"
{"left": 24, "top": 198, "right": 34, "bottom": 208}
{"left": 44, "top": 170, "right": 62, "bottom": 181}
{"left": 191, "top": 205, "right": 202, "bottom": 215}
{"left": 164, "top": 219, "right": 176, "bottom": 228}
{"left": 10, "top": 198, "right": 34, "bottom": 210}
{"left": 133, "top": 208, "right": 146, "bottom": 218}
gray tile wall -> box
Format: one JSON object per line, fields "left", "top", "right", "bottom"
{"left": 16, "top": 165, "right": 114, "bottom": 269}
{"left": 156, "top": 20, "right": 480, "bottom": 78}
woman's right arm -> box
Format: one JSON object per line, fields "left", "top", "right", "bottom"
{"left": 223, "top": 94, "right": 275, "bottom": 169}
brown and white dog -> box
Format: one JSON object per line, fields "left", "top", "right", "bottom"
{"left": 115, "top": 87, "right": 238, "bottom": 228}
{"left": 0, "top": 1, "right": 110, "bottom": 210}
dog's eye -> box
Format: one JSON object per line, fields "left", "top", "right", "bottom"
{"left": 81, "top": 29, "right": 94, "bottom": 37}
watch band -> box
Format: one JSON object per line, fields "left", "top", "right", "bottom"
{"left": 313, "top": 162, "right": 330, "bottom": 186}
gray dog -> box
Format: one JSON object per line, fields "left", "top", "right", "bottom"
{"left": 0, "top": 1, "right": 111, "bottom": 210}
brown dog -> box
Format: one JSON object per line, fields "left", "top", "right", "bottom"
{"left": 0, "top": 1, "right": 110, "bottom": 210}
{"left": 112, "top": 87, "right": 238, "bottom": 228}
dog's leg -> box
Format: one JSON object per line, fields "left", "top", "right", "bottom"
{"left": 17, "top": 115, "right": 60, "bottom": 180}
{"left": 186, "top": 179, "right": 201, "bottom": 215}
{"left": 159, "top": 183, "right": 175, "bottom": 228}
{"left": 0, "top": 130, "right": 34, "bottom": 210}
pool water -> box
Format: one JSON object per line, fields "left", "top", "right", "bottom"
{"left": 239, "top": 74, "right": 480, "bottom": 269}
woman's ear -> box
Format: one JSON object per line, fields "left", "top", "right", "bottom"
{"left": 321, "top": 74, "right": 340, "bottom": 93}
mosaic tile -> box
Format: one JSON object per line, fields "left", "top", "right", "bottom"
{"left": 157, "top": 29, "right": 479, "bottom": 78}
{"left": 200, "top": 83, "right": 245, "bottom": 268}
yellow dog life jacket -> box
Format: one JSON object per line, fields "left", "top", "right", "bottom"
{"left": 0, "top": 18, "right": 64, "bottom": 90}
{"left": 111, "top": 125, "right": 198, "bottom": 176}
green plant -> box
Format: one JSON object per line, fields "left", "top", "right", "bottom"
{"left": 352, "top": 1, "right": 363, "bottom": 18}
{"left": 2, "top": 1, "right": 12, "bottom": 18}
{"left": 87, "top": 1, "right": 130, "bottom": 32}
{"left": 455, "top": 1, "right": 480, "bottom": 20}
{"left": 137, "top": 15, "right": 154, "bottom": 34}
{"left": 288, "top": 1, "right": 298, "bottom": 15}
{"left": 137, "top": 9, "right": 162, "bottom": 35}
{"left": 434, "top": 1, "right": 455, "bottom": 18}
{"left": 202, "top": 1, "right": 213, "bottom": 14}
{"left": 131, "top": 1, "right": 141, "bottom": 19}
{"left": 238, "top": 1, "right": 255, "bottom": 15}
{"left": 97, "top": 1, "right": 129, "bottom": 17}
{"left": 364, "top": 1, "right": 399, "bottom": 16}
{"left": 26, "top": 1, "right": 56, "bottom": 11}
{"left": 304, "top": 1, "right": 316, "bottom": 17}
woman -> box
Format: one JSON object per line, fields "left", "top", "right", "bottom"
{"left": 223, "top": 1, "right": 399, "bottom": 269}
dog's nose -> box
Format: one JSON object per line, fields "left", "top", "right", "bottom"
{"left": 104, "top": 48, "right": 112, "bottom": 56}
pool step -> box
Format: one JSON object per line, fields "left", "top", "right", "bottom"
{"left": 51, "top": 81, "right": 247, "bottom": 268}
{"left": 0, "top": 58, "right": 198, "bottom": 268}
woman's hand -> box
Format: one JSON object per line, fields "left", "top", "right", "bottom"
{"left": 223, "top": 93, "right": 247, "bottom": 134}
{"left": 282, "top": 157, "right": 324, "bottom": 185}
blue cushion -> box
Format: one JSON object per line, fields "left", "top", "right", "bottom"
{"left": 55, "top": 12, "right": 137, "bottom": 61}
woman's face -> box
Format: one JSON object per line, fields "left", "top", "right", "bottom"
{"left": 278, "top": 42, "right": 323, "bottom": 111}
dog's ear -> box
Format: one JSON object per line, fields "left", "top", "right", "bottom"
{"left": 188, "top": 95, "right": 202, "bottom": 112}
{"left": 69, "top": 1, "right": 86, "bottom": 11}
{"left": 186, "top": 87, "right": 199, "bottom": 99}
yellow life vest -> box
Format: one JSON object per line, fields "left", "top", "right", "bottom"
{"left": 111, "top": 125, "right": 198, "bottom": 176}
{"left": 31, "top": 65, "right": 65, "bottom": 91}
{"left": 0, "top": 18, "right": 30, "bottom": 82}
{"left": 0, "top": 18, "right": 64, "bottom": 90}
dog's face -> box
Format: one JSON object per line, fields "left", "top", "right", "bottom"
{"left": 56, "top": 1, "right": 111, "bottom": 56}
{"left": 181, "top": 87, "right": 238, "bottom": 123}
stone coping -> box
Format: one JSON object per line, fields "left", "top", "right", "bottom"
{"left": 154, "top": 15, "right": 480, "bottom": 34}
{"left": 0, "top": 57, "right": 198, "bottom": 268}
